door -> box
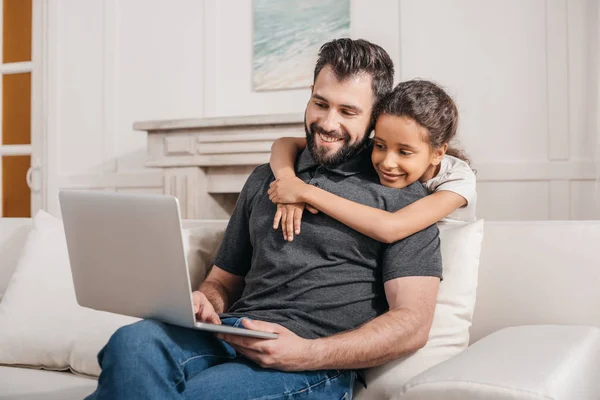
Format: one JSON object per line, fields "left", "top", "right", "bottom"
{"left": 0, "top": 0, "right": 43, "bottom": 218}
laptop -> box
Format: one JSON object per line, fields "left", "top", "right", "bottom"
{"left": 58, "top": 190, "right": 278, "bottom": 340}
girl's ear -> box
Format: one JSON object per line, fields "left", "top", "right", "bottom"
{"left": 432, "top": 143, "right": 448, "bottom": 166}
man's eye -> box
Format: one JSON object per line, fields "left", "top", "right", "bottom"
{"left": 341, "top": 110, "right": 356, "bottom": 116}
{"left": 315, "top": 102, "right": 327, "bottom": 108}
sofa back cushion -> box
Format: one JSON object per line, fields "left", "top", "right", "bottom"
{"left": 471, "top": 221, "right": 600, "bottom": 344}
{"left": 0, "top": 218, "right": 31, "bottom": 302}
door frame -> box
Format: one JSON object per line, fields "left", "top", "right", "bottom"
{"left": 30, "top": 0, "right": 48, "bottom": 215}
{"left": 0, "top": 0, "right": 46, "bottom": 217}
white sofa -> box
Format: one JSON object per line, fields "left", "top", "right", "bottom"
{"left": 1, "top": 217, "right": 600, "bottom": 399}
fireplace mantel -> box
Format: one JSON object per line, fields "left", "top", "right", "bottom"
{"left": 134, "top": 113, "right": 305, "bottom": 219}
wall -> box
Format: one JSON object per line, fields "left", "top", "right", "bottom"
{"left": 44, "top": 0, "right": 599, "bottom": 220}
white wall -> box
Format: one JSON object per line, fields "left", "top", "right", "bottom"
{"left": 44, "top": 0, "right": 599, "bottom": 220}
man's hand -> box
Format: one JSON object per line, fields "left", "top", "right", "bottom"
{"left": 192, "top": 291, "right": 221, "bottom": 325}
{"left": 217, "top": 319, "right": 314, "bottom": 371}
{"left": 272, "top": 203, "right": 317, "bottom": 241}
{"left": 268, "top": 176, "right": 310, "bottom": 204}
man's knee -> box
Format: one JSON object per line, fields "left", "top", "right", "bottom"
{"left": 101, "top": 319, "right": 167, "bottom": 362}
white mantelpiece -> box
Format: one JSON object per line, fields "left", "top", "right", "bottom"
{"left": 134, "top": 114, "right": 305, "bottom": 219}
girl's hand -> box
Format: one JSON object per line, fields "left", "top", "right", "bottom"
{"left": 268, "top": 177, "right": 308, "bottom": 204}
{"left": 273, "top": 203, "right": 318, "bottom": 242}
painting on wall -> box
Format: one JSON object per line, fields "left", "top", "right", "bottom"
{"left": 253, "top": 0, "right": 350, "bottom": 91}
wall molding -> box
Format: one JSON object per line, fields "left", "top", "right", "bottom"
{"left": 57, "top": 170, "right": 164, "bottom": 190}
{"left": 103, "top": 0, "right": 118, "bottom": 174}
{"left": 546, "top": 0, "right": 570, "bottom": 160}
{"left": 473, "top": 161, "right": 596, "bottom": 181}
{"left": 549, "top": 180, "right": 570, "bottom": 219}
{"left": 202, "top": 0, "right": 217, "bottom": 118}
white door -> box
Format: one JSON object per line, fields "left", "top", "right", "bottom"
{"left": 0, "top": 0, "right": 44, "bottom": 217}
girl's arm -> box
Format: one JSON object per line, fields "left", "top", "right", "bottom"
{"left": 270, "top": 137, "right": 307, "bottom": 179}
{"left": 269, "top": 137, "right": 315, "bottom": 241}
{"left": 270, "top": 178, "right": 466, "bottom": 243}
{"left": 304, "top": 188, "right": 466, "bottom": 243}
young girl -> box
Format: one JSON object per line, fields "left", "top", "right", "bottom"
{"left": 267, "top": 79, "right": 476, "bottom": 243}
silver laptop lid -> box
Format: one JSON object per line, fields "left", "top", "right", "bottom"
{"left": 59, "top": 190, "right": 196, "bottom": 328}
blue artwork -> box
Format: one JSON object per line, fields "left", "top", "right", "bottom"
{"left": 253, "top": 0, "right": 350, "bottom": 91}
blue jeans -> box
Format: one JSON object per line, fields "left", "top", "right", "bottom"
{"left": 85, "top": 318, "right": 356, "bottom": 399}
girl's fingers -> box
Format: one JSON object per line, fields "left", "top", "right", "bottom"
{"left": 273, "top": 208, "right": 282, "bottom": 229}
{"left": 281, "top": 210, "right": 288, "bottom": 240}
{"left": 286, "top": 208, "right": 295, "bottom": 241}
{"left": 306, "top": 205, "right": 319, "bottom": 214}
{"left": 294, "top": 207, "right": 303, "bottom": 235}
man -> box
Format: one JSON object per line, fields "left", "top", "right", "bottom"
{"left": 88, "top": 38, "right": 442, "bottom": 399}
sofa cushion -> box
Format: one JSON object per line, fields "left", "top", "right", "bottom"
{"left": 400, "top": 325, "right": 600, "bottom": 400}
{"left": 0, "top": 211, "right": 221, "bottom": 377}
{"left": 0, "top": 366, "right": 96, "bottom": 400}
{"left": 354, "top": 220, "right": 483, "bottom": 399}
{"left": 0, "top": 218, "right": 31, "bottom": 302}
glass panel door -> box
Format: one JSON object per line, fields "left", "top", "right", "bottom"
{"left": 0, "top": 0, "right": 33, "bottom": 217}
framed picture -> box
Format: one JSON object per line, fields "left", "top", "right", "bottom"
{"left": 253, "top": 0, "right": 350, "bottom": 91}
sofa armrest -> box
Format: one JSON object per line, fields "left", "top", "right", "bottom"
{"left": 399, "top": 325, "right": 600, "bottom": 400}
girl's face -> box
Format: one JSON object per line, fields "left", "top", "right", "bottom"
{"left": 371, "top": 114, "right": 444, "bottom": 189}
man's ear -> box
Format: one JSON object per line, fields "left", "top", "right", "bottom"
{"left": 432, "top": 143, "right": 448, "bottom": 165}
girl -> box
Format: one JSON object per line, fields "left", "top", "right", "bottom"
{"left": 267, "top": 79, "right": 476, "bottom": 243}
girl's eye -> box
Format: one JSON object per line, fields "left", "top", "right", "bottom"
{"left": 399, "top": 150, "right": 413, "bottom": 156}
{"left": 374, "top": 143, "right": 385, "bottom": 150}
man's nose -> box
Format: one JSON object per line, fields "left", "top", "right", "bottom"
{"left": 321, "top": 110, "right": 340, "bottom": 133}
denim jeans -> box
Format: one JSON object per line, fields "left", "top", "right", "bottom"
{"left": 85, "top": 318, "right": 356, "bottom": 399}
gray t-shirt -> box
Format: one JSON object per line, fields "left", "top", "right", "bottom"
{"left": 216, "top": 146, "right": 442, "bottom": 339}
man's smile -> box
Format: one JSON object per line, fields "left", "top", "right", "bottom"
{"left": 318, "top": 132, "right": 343, "bottom": 143}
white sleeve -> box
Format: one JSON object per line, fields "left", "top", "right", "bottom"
{"left": 434, "top": 163, "right": 477, "bottom": 207}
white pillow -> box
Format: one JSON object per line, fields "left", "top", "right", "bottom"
{"left": 354, "top": 219, "right": 484, "bottom": 400}
{"left": 0, "top": 210, "right": 218, "bottom": 377}
{"left": 182, "top": 225, "right": 226, "bottom": 291}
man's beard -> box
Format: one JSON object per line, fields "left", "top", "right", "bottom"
{"left": 305, "top": 121, "right": 371, "bottom": 167}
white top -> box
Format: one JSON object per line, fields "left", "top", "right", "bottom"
{"left": 423, "top": 155, "right": 477, "bottom": 222}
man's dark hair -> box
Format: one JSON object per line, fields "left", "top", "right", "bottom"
{"left": 313, "top": 38, "right": 394, "bottom": 110}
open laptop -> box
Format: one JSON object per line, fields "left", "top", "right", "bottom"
{"left": 58, "top": 190, "right": 278, "bottom": 340}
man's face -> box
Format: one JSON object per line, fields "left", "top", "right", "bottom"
{"left": 304, "top": 65, "right": 374, "bottom": 166}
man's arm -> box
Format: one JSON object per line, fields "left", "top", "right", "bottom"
{"left": 309, "top": 218, "right": 442, "bottom": 369}
{"left": 198, "top": 265, "right": 245, "bottom": 314}
{"left": 220, "top": 275, "right": 439, "bottom": 371}
{"left": 309, "top": 275, "right": 439, "bottom": 369}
